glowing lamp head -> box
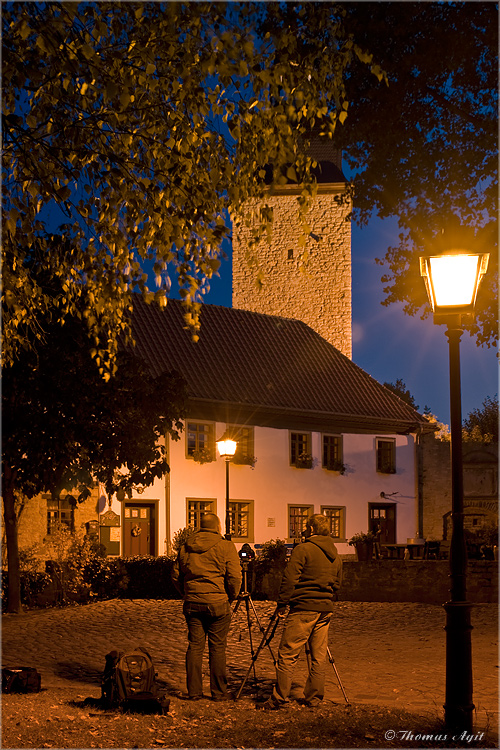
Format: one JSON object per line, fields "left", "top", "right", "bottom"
{"left": 419, "top": 250, "right": 489, "bottom": 319}
{"left": 216, "top": 438, "right": 237, "bottom": 459}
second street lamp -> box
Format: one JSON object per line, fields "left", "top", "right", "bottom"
{"left": 420, "top": 247, "right": 489, "bottom": 733}
{"left": 216, "top": 437, "right": 237, "bottom": 540}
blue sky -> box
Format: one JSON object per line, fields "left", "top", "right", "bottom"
{"left": 195, "top": 215, "right": 498, "bottom": 427}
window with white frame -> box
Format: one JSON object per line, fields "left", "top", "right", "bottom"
{"left": 288, "top": 504, "right": 314, "bottom": 539}
{"left": 186, "top": 498, "right": 216, "bottom": 528}
{"left": 228, "top": 499, "right": 254, "bottom": 542}
{"left": 322, "top": 434, "right": 343, "bottom": 471}
{"left": 321, "top": 506, "right": 346, "bottom": 540}
{"left": 376, "top": 438, "right": 396, "bottom": 474}
{"left": 290, "top": 432, "right": 312, "bottom": 468}
{"left": 186, "top": 421, "right": 215, "bottom": 462}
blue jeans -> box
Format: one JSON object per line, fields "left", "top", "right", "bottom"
{"left": 183, "top": 601, "right": 232, "bottom": 699}
{"left": 272, "top": 610, "right": 331, "bottom": 704}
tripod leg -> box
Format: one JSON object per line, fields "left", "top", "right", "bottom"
{"left": 245, "top": 598, "right": 257, "bottom": 681}
{"left": 235, "top": 608, "right": 280, "bottom": 701}
{"left": 247, "top": 596, "right": 276, "bottom": 664}
{"left": 326, "top": 646, "right": 349, "bottom": 704}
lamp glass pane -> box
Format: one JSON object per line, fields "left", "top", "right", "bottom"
{"left": 428, "top": 255, "right": 480, "bottom": 307}
{"left": 217, "top": 439, "right": 237, "bottom": 457}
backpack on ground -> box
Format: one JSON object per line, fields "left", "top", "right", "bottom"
{"left": 2, "top": 667, "right": 41, "bottom": 694}
{"left": 101, "top": 646, "right": 169, "bottom": 714}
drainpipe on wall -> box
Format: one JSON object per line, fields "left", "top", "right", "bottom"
{"left": 164, "top": 433, "right": 171, "bottom": 556}
{"left": 416, "top": 427, "right": 424, "bottom": 539}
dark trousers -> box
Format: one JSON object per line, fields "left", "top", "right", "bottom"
{"left": 183, "top": 601, "right": 232, "bottom": 699}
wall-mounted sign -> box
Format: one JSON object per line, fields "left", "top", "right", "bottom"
{"left": 100, "top": 510, "right": 120, "bottom": 527}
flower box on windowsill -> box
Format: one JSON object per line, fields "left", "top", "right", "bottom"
{"left": 232, "top": 454, "right": 257, "bottom": 467}
{"left": 325, "top": 462, "right": 346, "bottom": 474}
{"left": 294, "top": 455, "right": 313, "bottom": 469}
{"left": 191, "top": 449, "right": 215, "bottom": 464}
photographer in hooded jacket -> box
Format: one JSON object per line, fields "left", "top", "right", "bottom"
{"left": 260, "top": 513, "right": 343, "bottom": 710}
{"left": 172, "top": 513, "right": 242, "bottom": 702}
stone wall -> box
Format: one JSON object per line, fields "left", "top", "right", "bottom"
{"left": 2, "top": 489, "right": 101, "bottom": 567}
{"left": 419, "top": 435, "right": 498, "bottom": 541}
{"left": 232, "top": 190, "right": 352, "bottom": 358}
{"left": 339, "top": 560, "right": 498, "bottom": 604}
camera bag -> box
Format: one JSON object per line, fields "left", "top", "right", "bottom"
{"left": 2, "top": 667, "right": 41, "bottom": 694}
{"left": 101, "top": 646, "right": 169, "bottom": 714}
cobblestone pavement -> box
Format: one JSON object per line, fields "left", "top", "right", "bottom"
{"left": 2, "top": 600, "right": 498, "bottom": 734}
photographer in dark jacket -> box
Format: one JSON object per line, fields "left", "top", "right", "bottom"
{"left": 261, "top": 513, "right": 342, "bottom": 710}
{"left": 172, "top": 513, "right": 241, "bottom": 702}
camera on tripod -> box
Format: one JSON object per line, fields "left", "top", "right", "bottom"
{"left": 238, "top": 543, "right": 255, "bottom": 572}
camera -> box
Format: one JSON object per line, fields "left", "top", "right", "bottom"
{"left": 238, "top": 543, "right": 256, "bottom": 565}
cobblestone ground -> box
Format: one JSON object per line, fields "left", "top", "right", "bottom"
{"left": 2, "top": 600, "right": 498, "bottom": 734}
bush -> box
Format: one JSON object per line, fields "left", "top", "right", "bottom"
{"left": 170, "top": 526, "right": 194, "bottom": 557}
{"left": 1, "top": 570, "right": 52, "bottom": 609}
{"left": 121, "top": 556, "right": 179, "bottom": 599}
{"left": 252, "top": 538, "right": 288, "bottom": 601}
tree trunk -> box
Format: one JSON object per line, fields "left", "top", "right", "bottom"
{"left": 2, "top": 463, "right": 22, "bottom": 613}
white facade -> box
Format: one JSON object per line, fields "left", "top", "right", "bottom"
{"left": 107, "top": 421, "right": 419, "bottom": 558}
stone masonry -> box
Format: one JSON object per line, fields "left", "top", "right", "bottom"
{"left": 419, "top": 434, "right": 498, "bottom": 541}
{"left": 232, "top": 189, "right": 352, "bottom": 359}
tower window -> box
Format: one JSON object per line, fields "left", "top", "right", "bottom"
{"left": 287, "top": 249, "right": 294, "bottom": 260}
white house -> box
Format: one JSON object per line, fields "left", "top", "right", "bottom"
{"left": 105, "top": 296, "right": 428, "bottom": 558}
{"left": 12, "top": 143, "right": 432, "bottom": 561}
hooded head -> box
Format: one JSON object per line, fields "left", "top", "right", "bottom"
{"left": 199, "top": 512, "right": 221, "bottom": 533}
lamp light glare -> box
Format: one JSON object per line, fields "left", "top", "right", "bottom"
{"left": 429, "top": 255, "right": 482, "bottom": 308}
{"left": 420, "top": 251, "right": 489, "bottom": 315}
{"left": 216, "top": 439, "right": 237, "bottom": 458}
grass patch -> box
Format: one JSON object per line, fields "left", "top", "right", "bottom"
{"left": 1, "top": 687, "right": 497, "bottom": 749}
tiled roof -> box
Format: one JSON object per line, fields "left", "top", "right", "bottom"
{"left": 131, "top": 296, "right": 428, "bottom": 434}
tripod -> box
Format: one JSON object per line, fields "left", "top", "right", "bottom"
{"left": 235, "top": 606, "right": 349, "bottom": 704}
{"left": 234, "top": 604, "right": 281, "bottom": 700}
{"left": 304, "top": 639, "right": 350, "bottom": 704}
{"left": 232, "top": 563, "right": 277, "bottom": 690}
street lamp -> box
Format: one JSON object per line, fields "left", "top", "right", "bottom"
{"left": 420, "top": 247, "right": 489, "bottom": 732}
{"left": 216, "top": 436, "right": 237, "bottom": 540}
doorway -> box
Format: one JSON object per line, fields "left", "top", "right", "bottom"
{"left": 123, "top": 502, "right": 156, "bottom": 557}
{"left": 369, "top": 503, "right": 396, "bottom": 544}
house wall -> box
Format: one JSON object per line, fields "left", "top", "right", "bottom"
{"left": 232, "top": 190, "right": 352, "bottom": 358}
{"left": 7, "top": 424, "right": 418, "bottom": 562}
{"left": 2, "top": 487, "right": 101, "bottom": 568}
{"left": 131, "top": 423, "right": 418, "bottom": 556}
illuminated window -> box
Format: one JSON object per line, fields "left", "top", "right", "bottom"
{"left": 322, "top": 434, "right": 343, "bottom": 471}
{"left": 47, "top": 496, "right": 73, "bottom": 535}
{"left": 228, "top": 500, "right": 254, "bottom": 542}
{"left": 321, "top": 506, "right": 345, "bottom": 539}
{"left": 187, "top": 422, "right": 215, "bottom": 461}
{"left": 290, "top": 432, "right": 312, "bottom": 468}
{"left": 376, "top": 438, "right": 396, "bottom": 474}
{"left": 226, "top": 425, "right": 255, "bottom": 466}
{"left": 187, "top": 498, "right": 216, "bottom": 528}
{"left": 288, "top": 504, "right": 314, "bottom": 539}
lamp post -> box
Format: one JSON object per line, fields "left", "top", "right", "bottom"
{"left": 420, "top": 248, "right": 489, "bottom": 732}
{"left": 216, "top": 437, "right": 237, "bottom": 540}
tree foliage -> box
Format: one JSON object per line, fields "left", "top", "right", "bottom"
{"left": 462, "top": 395, "right": 499, "bottom": 443}
{"left": 383, "top": 378, "right": 419, "bottom": 411}
{"left": 3, "top": 1, "right": 375, "bottom": 370}
{"left": 336, "top": 1, "right": 498, "bottom": 346}
{"left": 2, "top": 234, "right": 187, "bottom": 611}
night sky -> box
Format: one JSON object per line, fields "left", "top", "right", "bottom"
{"left": 196, "top": 215, "right": 498, "bottom": 427}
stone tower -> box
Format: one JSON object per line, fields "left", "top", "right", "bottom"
{"left": 231, "top": 141, "right": 352, "bottom": 358}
